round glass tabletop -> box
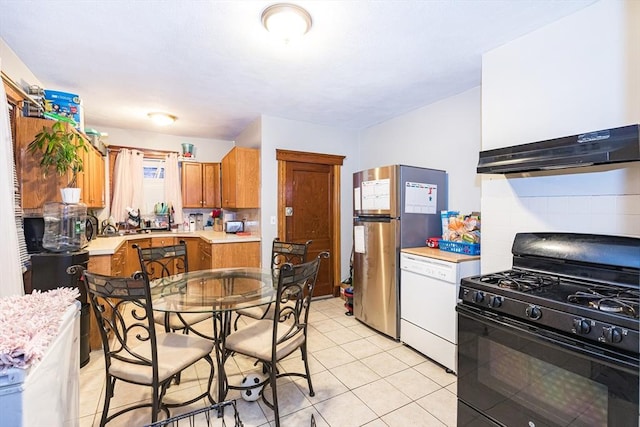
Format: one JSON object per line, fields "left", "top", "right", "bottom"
{"left": 149, "top": 267, "right": 275, "bottom": 313}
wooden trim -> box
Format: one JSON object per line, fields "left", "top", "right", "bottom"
{"left": 107, "top": 144, "right": 177, "bottom": 160}
{"left": 3, "top": 79, "right": 23, "bottom": 105}
{"left": 277, "top": 150, "right": 343, "bottom": 293}
{"left": 277, "top": 160, "right": 286, "bottom": 239}
{"left": 276, "top": 149, "right": 345, "bottom": 166}
{"left": 2, "top": 71, "right": 32, "bottom": 105}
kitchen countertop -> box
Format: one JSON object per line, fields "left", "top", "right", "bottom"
{"left": 87, "top": 231, "right": 260, "bottom": 256}
{"left": 402, "top": 246, "right": 480, "bottom": 263}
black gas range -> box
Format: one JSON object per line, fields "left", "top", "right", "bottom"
{"left": 459, "top": 232, "right": 639, "bottom": 354}
{"left": 456, "top": 233, "right": 639, "bottom": 427}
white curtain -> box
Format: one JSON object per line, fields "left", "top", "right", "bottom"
{"left": 0, "top": 60, "right": 25, "bottom": 297}
{"left": 164, "top": 152, "right": 183, "bottom": 226}
{"left": 111, "top": 149, "right": 144, "bottom": 223}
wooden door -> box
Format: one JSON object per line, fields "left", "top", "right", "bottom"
{"left": 277, "top": 150, "right": 344, "bottom": 297}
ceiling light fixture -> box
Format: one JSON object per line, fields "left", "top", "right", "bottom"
{"left": 147, "top": 112, "right": 177, "bottom": 126}
{"left": 261, "top": 3, "right": 312, "bottom": 42}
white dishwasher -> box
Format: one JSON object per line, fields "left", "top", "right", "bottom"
{"left": 400, "top": 251, "right": 479, "bottom": 373}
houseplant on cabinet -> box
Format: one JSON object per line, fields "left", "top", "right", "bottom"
{"left": 27, "top": 121, "right": 88, "bottom": 203}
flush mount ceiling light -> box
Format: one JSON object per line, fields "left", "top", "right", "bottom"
{"left": 147, "top": 112, "right": 177, "bottom": 126}
{"left": 261, "top": 3, "right": 312, "bottom": 42}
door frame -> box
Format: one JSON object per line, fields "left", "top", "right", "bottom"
{"left": 276, "top": 149, "right": 345, "bottom": 294}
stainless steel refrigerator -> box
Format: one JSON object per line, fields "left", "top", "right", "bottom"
{"left": 353, "top": 165, "right": 447, "bottom": 339}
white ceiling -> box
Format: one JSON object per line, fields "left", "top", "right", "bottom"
{"left": 0, "top": 0, "right": 597, "bottom": 141}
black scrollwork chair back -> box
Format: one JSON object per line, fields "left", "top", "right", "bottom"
{"left": 77, "top": 266, "right": 215, "bottom": 426}
{"left": 233, "top": 237, "right": 312, "bottom": 330}
{"left": 223, "top": 251, "right": 329, "bottom": 427}
{"left": 134, "top": 241, "right": 213, "bottom": 339}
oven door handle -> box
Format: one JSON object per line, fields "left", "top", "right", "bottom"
{"left": 457, "top": 304, "right": 639, "bottom": 374}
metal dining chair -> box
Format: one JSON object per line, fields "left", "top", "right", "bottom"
{"left": 134, "top": 241, "right": 214, "bottom": 340}
{"left": 74, "top": 266, "right": 216, "bottom": 426}
{"left": 233, "top": 237, "right": 312, "bottom": 330}
{"left": 223, "top": 251, "right": 329, "bottom": 427}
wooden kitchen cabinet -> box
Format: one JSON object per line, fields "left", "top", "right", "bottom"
{"left": 15, "top": 115, "right": 105, "bottom": 210}
{"left": 182, "top": 237, "right": 201, "bottom": 271}
{"left": 181, "top": 162, "right": 221, "bottom": 208}
{"left": 212, "top": 242, "right": 260, "bottom": 268}
{"left": 221, "top": 147, "right": 260, "bottom": 208}
{"left": 87, "top": 243, "right": 127, "bottom": 350}
{"left": 124, "top": 238, "right": 152, "bottom": 276}
{"left": 80, "top": 146, "right": 105, "bottom": 208}
{"left": 199, "top": 240, "right": 212, "bottom": 269}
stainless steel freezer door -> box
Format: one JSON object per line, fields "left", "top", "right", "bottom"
{"left": 353, "top": 218, "right": 400, "bottom": 339}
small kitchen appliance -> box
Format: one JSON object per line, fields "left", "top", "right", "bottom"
{"left": 456, "top": 232, "right": 639, "bottom": 427}
{"left": 224, "top": 220, "right": 244, "bottom": 234}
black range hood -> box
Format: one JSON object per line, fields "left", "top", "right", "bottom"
{"left": 477, "top": 124, "right": 640, "bottom": 174}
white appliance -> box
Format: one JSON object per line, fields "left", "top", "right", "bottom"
{"left": 400, "top": 252, "right": 479, "bottom": 373}
{"left": 0, "top": 301, "right": 80, "bottom": 427}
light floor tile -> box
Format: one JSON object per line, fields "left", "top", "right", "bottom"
{"left": 326, "top": 326, "right": 362, "bottom": 345}
{"left": 313, "top": 318, "right": 345, "bottom": 334}
{"left": 385, "top": 368, "right": 442, "bottom": 400}
{"left": 413, "top": 360, "right": 456, "bottom": 387}
{"left": 352, "top": 378, "right": 412, "bottom": 417}
{"left": 76, "top": 297, "right": 459, "bottom": 427}
{"left": 348, "top": 323, "right": 381, "bottom": 338}
{"left": 388, "top": 345, "right": 431, "bottom": 367}
{"left": 294, "top": 369, "right": 348, "bottom": 404}
{"left": 314, "top": 391, "right": 378, "bottom": 427}
{"left": 416, "top": 388, "right": 458, "bottom": 427}
{"left": 366, "top": 334, "right": 403, "bottom": 351}
{"left": 340, "top": 338, "right": 384, "bottom": 360}
{"left": 381, "top": 402, "right": 447, "bottom": 427}
{"left": 361, "top": 351, "right": 410, "bottom": 378}
{"left": 313, "top": 345, "right": 357, "bottom": 370}
{"left": 257, "top": 381, "right": 313, "bottom": 421}
{"left": 331, "top": 360, "right": 381, "bottom": 390}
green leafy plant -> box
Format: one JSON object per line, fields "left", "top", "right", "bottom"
{"left": 27, "top": 121, "right": 88, "bottom": 187}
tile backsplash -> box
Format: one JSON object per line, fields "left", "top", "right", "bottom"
{"left": 480, "top": 163, "right": 640, "bottom": 273}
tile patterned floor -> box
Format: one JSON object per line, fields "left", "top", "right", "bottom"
{"left": 75, "top": 297, "right": 457, "bottom": 427}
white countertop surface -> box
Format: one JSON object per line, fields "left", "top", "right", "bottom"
{"left": 88, "top": 231, "right": 260, "bottom": 256}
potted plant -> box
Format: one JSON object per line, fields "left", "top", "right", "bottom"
{"left": 27, "top": 121, "right": 88, "bottom": 203}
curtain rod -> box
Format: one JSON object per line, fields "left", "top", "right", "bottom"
{"left": 108, "top": 145, "right": 178, "bottom": 159}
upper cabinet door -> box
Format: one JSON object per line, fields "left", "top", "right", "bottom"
{"left": 181, "top": 162, "right": 221, "bottom": 208}
{"left": 181, "top": 162, "right": 204, "bottom": 208}
{"left": 221, "top": 147, "right": 260, "bottom": 209}
{"left": 202, "top": 162, "right": 221, "bottom": 208}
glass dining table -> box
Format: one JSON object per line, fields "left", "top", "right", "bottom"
{"left": 149, "top": 267, "right": 276, "bottom": 402}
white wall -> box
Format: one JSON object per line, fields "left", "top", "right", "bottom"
{"left": 359, "top": 87, "right": 481, "bottom": 214}
{"left": 91, "top": 125, "right": 234, "bottom": 162}
{"left": 0, "top": 38, "right": 41, "bottom": 89}
{"left": 259, "top": 115, "right": 360, "bottom": 281}
{"left": 481, "top": 0, "right": 640, "bottom": 273}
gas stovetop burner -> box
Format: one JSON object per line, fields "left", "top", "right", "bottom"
{"left": 480, "top": 270, "right": 559, "bottom": 292}
{"left": 567, "top": 286, "right": 639, "bottom": 318}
